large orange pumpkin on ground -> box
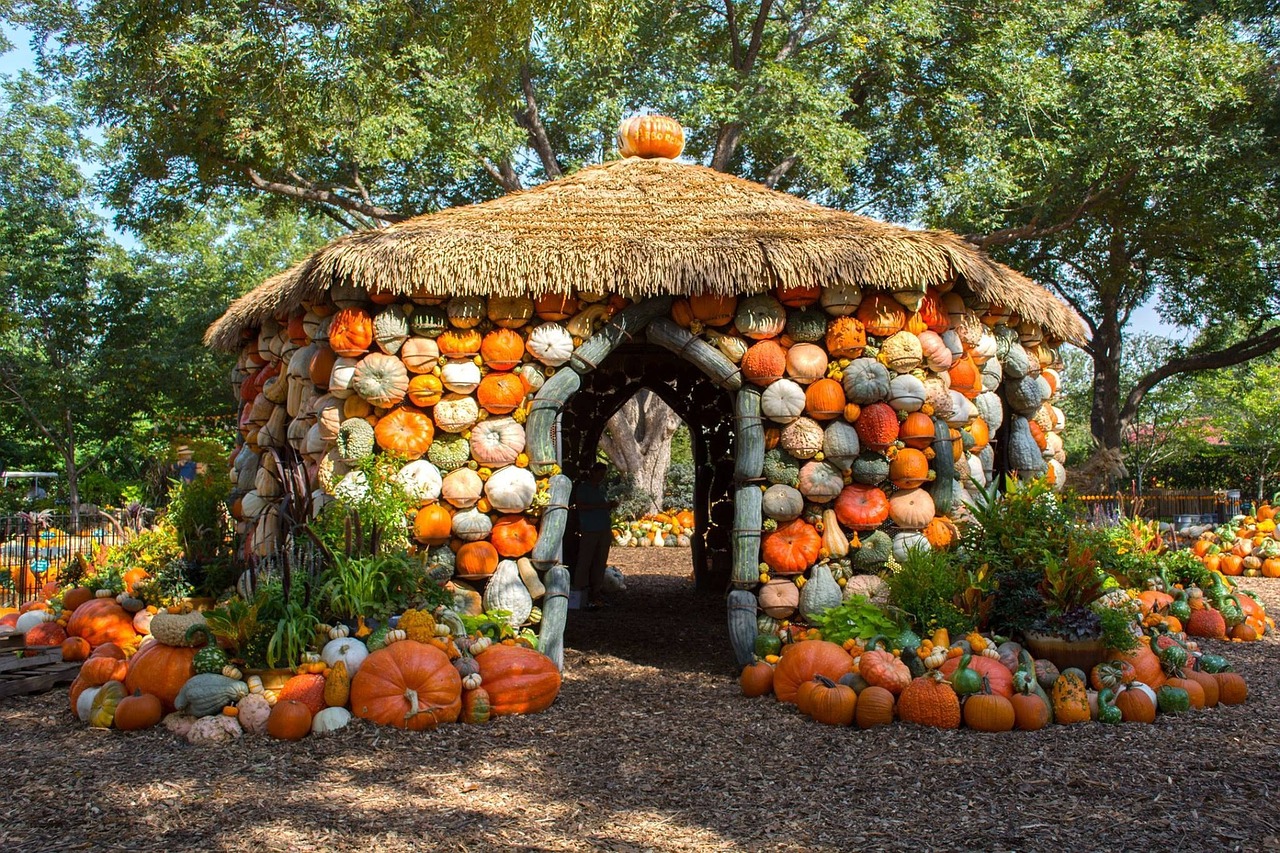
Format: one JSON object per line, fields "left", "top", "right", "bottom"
{"left": 773, "top": 641, "right": 853, "bottom": 704}
{"left": 67, "top": 599, "right": 138, "bottom": 648}
{"left": 350, "top": 640, "right": 462, "bottom": 729}
{"left": 474, "top": 645, "right": 562, "bottom": 715}
{"left": 124, "top": 641, "right": 198, "bottom": 713}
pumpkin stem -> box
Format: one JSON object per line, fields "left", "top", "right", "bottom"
{"left": 814, "top": 674, "right": 837, "bottom": 688}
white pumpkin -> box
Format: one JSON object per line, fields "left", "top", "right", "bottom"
{"left": 240, "top": 489, "right": 268, "bottom": 520}
{"left": 947, "top": 391, "right": 976, "bottom": 427}
{"left": 312, "top": 706, "right": 353, "bottom": 734}
{"left": 333, "top": 470, "right": 370, "bottom": 503}
{"left": 441, "top": 359, "right": 482, "bottom": 394}
{"left": 484, "top": 466, "right": 537, "bottom": 513}
{"left": 892, "top": 530, "right": 932, "bottom": 561}
{"left": 320, "top": 637, "right": 369, "bottom": 675}
{"left": 761, "top": 378, "right": 806, "bottom": 424}
{"left": 888, "top": 374, "right": 927, "bottom": 413}
{"left": 76, "top": 685, "right": 103, "bottom": 723}
{"left": 328, "top": 356, "right": 359, "bottom": 399}
{"left": 451, "top": 507, "right": 494, "bottom": 541}
{"left": 397, "top": 459, "right": 443, "bottom": 502}
{"left": 441, "top": 467, "right": 484, "bottom": 508}
{"left": 526, "top": 323, "right": 574, "bottom": 366}
{"left": 433, "top": 394, "right": 480, "bottom": 433}
{"left": 15, "top": 610, "right": 53, "bottom": 634}
{"left": 482, "top": 560, "right": 533, "bottom": 627}
{"left": 469, "top": 417, "right": 526, "bottom": 467}
{"left": 798, "top": 461, "right": 844, "bottom": 503}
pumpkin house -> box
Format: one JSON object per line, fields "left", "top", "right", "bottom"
{"left": 205, "top": 124, "right": 1087, "bottom": 670}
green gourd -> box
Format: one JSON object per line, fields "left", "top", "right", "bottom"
{"left": 1014, "top": 651, "right": 1054, "bottom": 722}
{"left": 948, "top": 653, "right": 982, "bottom": 696}
{"left": 930, "top": 417, "right": 956, "bottom": 515}
{"left": 175, "top": 673, "right": 250, "bottom": 718}
{"left": 798, "top": 563, "right": 842, "bottom": 621}
{"left": 853, "top": 530, "right": 892, "bottom": 571}
{"left": 537, "top": 564, "right": 570, "bottom": 670}
{"left": 727, "top": 588, "right": 759, "bottom": 667}
{"left": 1156, "top": 685, "right": 1191, "bottom": 715}
{"left": 1196, "top": 654, "right": 1231, "bottom": 674}
{"left": 754, "top": 633, "right": 783, "bottom": 658}
{"left": 1096, "top": 688, "right": 1123, "bottom": 724}
{"left": 193, "top": 645, "right": 229, "bottom": 675}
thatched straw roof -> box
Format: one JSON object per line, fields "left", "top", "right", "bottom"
{"left": 206, "top": 157, "right": 1087, "bottom": 350}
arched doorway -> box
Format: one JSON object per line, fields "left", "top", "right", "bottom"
{"left": 556, "top": 340, "right": 736, "bottom": 593}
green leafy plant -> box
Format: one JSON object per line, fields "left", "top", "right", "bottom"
{"left": 267, "top": 599, "right": 320, "bottom": 670}
{"left": 318, "top": 552, "right": 418, "bottom": 622}
{"left": 882, "top": 547, "right": 976, "bottom": 637}
{"left": 163, "top": 471, "right": 233, "bottom": 565}
{"left": 461, "top": 610, "right": 517, "bottom": 641}
{"left": 130, "top": 558, "right": 194, "bottom": 608}
{"left": 310, "top": 454, "right": 416, "bottom": 557}
{"left": 203, "top": 598, "right": 261, "bottom": 660}
{"left": 807, "top": 595, "right": 900, "bottom": 646}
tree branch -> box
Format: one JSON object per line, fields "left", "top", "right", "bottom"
{"left": 1119, "top": 326, "right": 1280, "bottom": 432}
{"left": 765, "top": 154, "right": 798, "bottom": 188}
{"left": 724, "top": 0, "right": 741, "bottom": 70}
{"left": 477, "top": 155, "right": 523, "bottom": 193}
{"left": 240, "top": 165, "right": 406, "bottom": 224}
{"left": 966, "top": 167, "right": 1137, "bottom": 247}
{"left": 516, "top": 64, "right": 562, "bottom": 179}
{"left": 775, "top": 3, "right": 816, "bottom": 61}
{"left": 742, "top": 0, "right": 774, "bottom": 75}
{"left": 710, "top": 122, "right": 744, "bottom": 171}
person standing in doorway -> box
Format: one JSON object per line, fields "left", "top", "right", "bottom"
{"left": 573, "top": 462, "right": 618, "bottom": 610}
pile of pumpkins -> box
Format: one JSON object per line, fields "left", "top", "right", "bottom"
{"left": 690, "top": 285, "right": 1070, "bottom": 621}
{"left": 41, "top": 584, "right": 560, "bottom": 744}
{"left": 611, "top": 510, "right": 695, "bottom": 548}
{"left": 1136, "top": 571, "right": 1273, "bottom": 642}
{"left": 740, "top": 629, "right": 1249, "bottom": 730}
{"left": 1190, "top": 505, "right": 1280, "bottom": 579}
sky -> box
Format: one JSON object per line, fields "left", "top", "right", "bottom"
{"left": 0, "top": 22, "right": 1185, "bottom": 340}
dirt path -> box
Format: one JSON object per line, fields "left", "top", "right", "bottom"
{"left": 1, "top": 549, "right": 1277, "bottom": 852}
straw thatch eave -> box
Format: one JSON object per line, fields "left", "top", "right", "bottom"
{"left": 206, "top": 158, "right": 1088, "bottom": 350}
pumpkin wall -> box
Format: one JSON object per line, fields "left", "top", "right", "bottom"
{"left": 225, "top": 281, "right": 1068, "bottom": 664}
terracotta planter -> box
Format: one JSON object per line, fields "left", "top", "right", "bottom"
{"left": 1022, "top": 631, "right": 1109, "bottom": 673}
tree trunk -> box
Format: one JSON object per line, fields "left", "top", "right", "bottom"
{"left": 1089, "top": 310, "right": 1124, "bottom": 454}
{"left": 598, "top": 390, "right": 681, "bottom": 515}
{"left": 63, "top": 408, "right": 80, "bottom": 531}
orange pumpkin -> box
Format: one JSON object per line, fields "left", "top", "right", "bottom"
{"left": 940, "top": 653, "right": 1013, "bottom": 698}
{"left": 742, "top": 340, "right": 787, "bottom": 386}
{"left": 61, "top": 636, "right": 92, "bottom": 662}
{"left": 889, "top": 448, "right": 931, "bottom": 489}
{"left": 114, "top": 690, "right": 164, "bottom": 731}
{"left": 62, "top": 586, "right": 94, "bottom": 613}
{"left": 407, "top": 374, "right": 444, "bottom": 407}
{"left": 329, "top": 307, "right": 374, "bottom": 357}
{"left": 804, "top": 378, "right": 846, "bottom": 421}
{"left": 475, "top": 644, "right": 562, "bottom": 715}
{"left": 66, "top": 599, "right": 138, "bottom": 648}
{"left": 455, "top": 541, "right": 500, "bottom": 578}
{"left": 267, "top": 700, "right": 313, "bottom": 740}
{"left": 617, "top": 114, "right": 685, "bottom": 159}
{"left": 740, "top": 662, "right": 775, "bottom": 697}
{"left": 278, "top": 673, "right": 327, "bottom": 717}
{"left": 1107, "top": 640, "right": 1165, "bottom": 690}
{"left": 80, "top": 655, "right": 129, "bottom": 686}
{"left": 374, "top": 406, "right": 434, "bottom": 458}
{"left": 825, "top": 316, "right": 867, "bottom": 358}
{"left": 856, "top": 294, "right": 905, "bottom": 337}
{"left": 761, "top": 518, "right": 821, "bottom": 574}
{"left": 834, "top": 484, "right": 890, "bottom": 531}
{"left": 899, "top": 412, "right": 936, "bottom": 450}
{"left": 772, "top": 640, "right": 852, "bottom": 704}
{"left": 948, "top": 355, "right": 981, "bottom": 399}
{"left": 476, "top": 372, "right": 527, "bottom": 415}
{"left": 490, "top": 515, "right": 539, "bottom": 558}
{"left": 857, "top": 649, "right": 911, "bottom": 695}
{"left": 309, "top": 344, "right": 338, "bottom": 387}
{"left": 776, "top": 284, "right": 821, "bottom": 308}
{"left": 534, "top": 293, "right": 579, "bottom": 322}
{"left": 123, "top": 641, "right": 197, "bottom": 713}
{"left": 25, "top": 621, "right": 68, "bottom": 647}
{"left": 413, "top": 504, "right": 453, "bottom": 546}
{"left": 350, "top": 641, "right": 462, "bottom": 729}
{"left": 479, "top": 329, "right": 525, "bottom": 370}
{"left": 854, "top": 402, "right": 899, "bottom": 451}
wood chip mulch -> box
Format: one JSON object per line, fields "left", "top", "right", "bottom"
{"left": 1, "top": 550, "right": 1278, "bottom": 852}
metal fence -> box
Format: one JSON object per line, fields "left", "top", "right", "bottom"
{"left": 1077, "top": 489, "right": 1246, "bottom": 526}
{"left": 0, "top": 513, "right": 134, "bottom": 608}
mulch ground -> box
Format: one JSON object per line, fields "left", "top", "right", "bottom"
{"left": 2, "top": 550, "right": 1279, "bottom": 852}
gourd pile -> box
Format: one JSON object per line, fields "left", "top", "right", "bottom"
{"left": 42, "top": 586, "right": 560, "bottom": 742}
{"left": 612, "top": 510, "right": 695, "bottom": 548}
{"left": 740, "top": 629, "right": 1250, "bottom": 730}
{"left": 1190, "top": 505, "right": 1280, "bottom": 582}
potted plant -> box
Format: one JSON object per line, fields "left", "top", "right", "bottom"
{"left": 1021, "top": 540, "right": 1115, "bottom": 670}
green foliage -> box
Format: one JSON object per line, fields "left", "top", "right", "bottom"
{"left": 318, "top": 552, "right": 421, "bottom": 623}
{"left": 806, "top": 595, "right": 899, "bottom": 646}
{"left": 163, "top": 472, "right": 233, "bottom": 564}
{"left": 460, "top": 610, "right": 519, "bottom": 642}
{"left": 95, "top": 525, "right": 183, "bottom": 592}
{"left": 663, "top": 461, "right": 694, "bottom": 511}
{"left": 311, "top": 454, "right": 416, "bottom": 557}
{"left": 130, "top": 559, "right": 194, "bottom": 609}
{"left": 202, "top": 597, "right": 261, "bottom": 660}
{"left": 881, "top": 548, "right": 976, "bottom": 637}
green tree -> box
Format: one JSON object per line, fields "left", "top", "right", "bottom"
{"left": 0, "top": 72, "right": 103, "bottom": 514}
{"left": 861, "top": 2, "right": 1280, "bottom": 475}
{"left": 1197, "top": 362, "right": 1280, "bottom": 502}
